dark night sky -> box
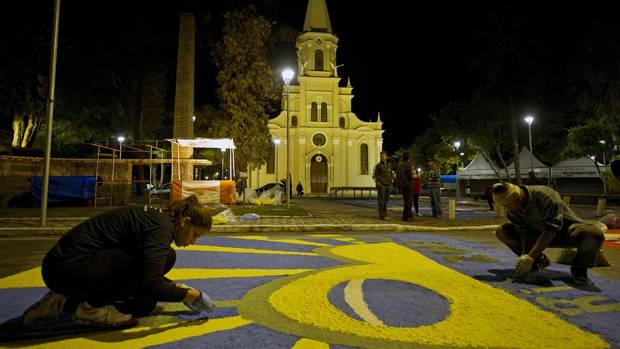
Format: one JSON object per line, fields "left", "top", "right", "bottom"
{"left": 4, "top": 1, "right": 619, "bottom": 153}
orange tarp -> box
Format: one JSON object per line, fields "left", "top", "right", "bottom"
{"left": 171, "top": 180, "right": 236, "bottom": 204}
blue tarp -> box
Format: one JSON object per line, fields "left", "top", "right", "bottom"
{"left": 29, "top": 176, "right": 98, "bottom": 204}
{"left": 440, "top": 175, "right": 456, "bottom": 183}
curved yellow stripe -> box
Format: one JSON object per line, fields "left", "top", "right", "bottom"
{"left": 228, "top": 236, "right": 330, "bottom": 247}
{"left": 0, "top": 267, "right": 312, "bottom": 289}
{"left": 344, "top": 279, "right": 384, "bottom": 325}
{"left": 269, "top": 242, "right": 608, "bottom": 348}
{"left": 15, "top": 315, "right": 252, "bottom": 349}
{"left": 292, "top": 338, "right": 330, "bottom": 348}
{"left": 167, "top": 268, "right": 312, "bottom": 280}
{"left": 0, "top": 267, "right": 44, "bottom": 288}
{"left": 177, "top": 245, "right": 316, "bottom": 256}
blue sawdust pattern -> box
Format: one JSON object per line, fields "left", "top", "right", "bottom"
{"left": 2, "top": 233, "right": 620, "bottom": 347}
{"left": 328, "top": 279, "right": 449, "bottom": 327}
{"left": 175, "top": 250, "right": 340, "bottom": 270}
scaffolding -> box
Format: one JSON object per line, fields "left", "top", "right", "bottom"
{"left": 91, "top": 142, "right": 169, "bottom": 207}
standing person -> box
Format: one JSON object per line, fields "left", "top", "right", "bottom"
{"left": 20, "top": 195, "right": 216, "bottom": 327}
{"left": 484, "top": 185, "right": 495, "bottom": 211}
{"left": 296, "top": 181, "right": 304, "bottom": 198}
{"left": 426, "top": 158, "right": 442, "bottom": 218}
{"left": 372, "top": 150, "right": 393, "bottom": 221}
{"left": 412, "top": 168, "right": 423, "bottom": 216}
{"left": 396, "top": 152, "right": 413, "bottom": 221}
{"left": 492, "top": 182, "right": 606, "bottom": 286}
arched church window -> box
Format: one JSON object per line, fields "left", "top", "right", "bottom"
{"left": 314, "top": 50, "right": 324, "bottom": 71}
{"left": 311, "top": 102, "right": 318, "bottom": 122}
{"left": 320, "top": 102, "right": 327, "bottom": 122}
{"left": 291, "top": 115, "right": 298, "bottom": 127}
{"left": 339, "top": 117, "right": 345, "bottom": 128}
{"left": 360, "top": 143, "right": 369, "bottom": 175}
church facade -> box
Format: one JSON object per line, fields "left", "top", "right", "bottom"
{"left": 248, "top": 0, "right": 385, "bottom": 194}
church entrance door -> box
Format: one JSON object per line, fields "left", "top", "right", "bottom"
{"left": 310, "top": 154, "right": 327, "bottom": 193}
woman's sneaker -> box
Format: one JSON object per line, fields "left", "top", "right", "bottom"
{"left": 22, "top": 291, "right": 67, "bottom": 325}
{"left": 75, "top": 303, "right": 133, "bottom": 327}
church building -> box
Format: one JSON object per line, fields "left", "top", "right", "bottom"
{"left": 248, "top": 0, "right": 385, "bottom": 194}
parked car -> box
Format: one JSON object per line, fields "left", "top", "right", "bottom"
{"left": 149, "top": 182, "right": 171, "bottom": 196}
{"left": 256, "top": 182, "right": 284, "bottom": 195}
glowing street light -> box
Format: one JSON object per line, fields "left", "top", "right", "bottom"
{"left": 281, "top": 67, "right": 294, "bottom": 208}
{"left": 453, "top": 141, "right": 461, "bottom": 197}
{"left": 524, "top": 115, "right": 534, "bottom": 173}
{"left": 117, "top": 136, "right": 125, "bottom": 159}
{"left": 599, "top": 140, "right": 607, "bottom": 166}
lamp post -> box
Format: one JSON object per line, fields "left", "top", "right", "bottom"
{"left": 274, "top": 138, "right": 280, "bottom": 183}
{"left": 281, "top": 68, "right": 294, "bottom": 208}
{"left": 221, "top": 148, "right": 225, "bottom": 179}
{"left": 524, "top": 115, "right": 534, "bottom": 174}
{"left": 453, "top": 141, "right": 461, "bottom": 198}
{"left": 117, "top": 136, "right": 125, "bottom": 159}
{"left": 599, "top": 140, "right": 606, "bottom": 166}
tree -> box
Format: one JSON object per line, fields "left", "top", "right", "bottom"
{"left": 565, "top": 119, "right": 614, "bottom": 194}
{"left": 468, "top": 12, "right": 549, "bottom": 184}
{"left": 212, "top": 6, "right": 281, "bottom": 171}
{"left": 0, "top": 69, "right": 47, "bottom": 148}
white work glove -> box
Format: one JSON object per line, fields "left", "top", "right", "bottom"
{"left": 512, "top": 254, "right": 535, "bottom": 280}
{"left": 184, "top": 290, "right": 216, "bottom": 313}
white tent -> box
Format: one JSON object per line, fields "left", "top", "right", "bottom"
{"left": 457, "top": 153, "right": 499, "bottom": 179}
{"left": 167, "top": 138, "right": 236, "bottom": 180}
{"left": 551, "top": 157, "right": 602, "bottom": 178}
{"left": 507, "top": 147, "right": 550, "bottom": 177}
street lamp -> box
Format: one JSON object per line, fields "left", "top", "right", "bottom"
{"left": 524, "top": 115, "right": 534, "bottom": 173}
{"left": 221, "top": 148, "right": 225, "bottom": 180}
{"left": 281, "top": 68, "right": 294, "bottom": 208}
{"left": 273, "top": 138, "right": 280, "bottom": 183}
{"left": 599, "top": 140, "right": 606, "bottom": 166}
{"left": 453, "top": 141, "right": 461, "bottom": 198}
{"left": 117, "top": 136, "right": 125, "bottom": 159}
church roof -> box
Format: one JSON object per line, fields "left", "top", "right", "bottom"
{"left": 303, "top": 0, "right": 332, "bottom": 33}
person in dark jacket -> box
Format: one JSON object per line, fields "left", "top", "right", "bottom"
{"left": 411, "top": 168, "right": 423, "bottom": 216}
{"left": 426, "top": 158, "right": 442, "bottom": 218}
{"left": 21, "top": 195, "right": 214, "bottom": 327}
{"left": 372, "top": 150, "right": 394, "bottom": 221}
{"left": 396, "top": 152, "right": 414, "bottom": 221}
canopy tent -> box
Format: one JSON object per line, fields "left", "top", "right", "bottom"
{"left": 457, "top": 152, "right": 499, "bottom": 179}
{"left": 551, "top": 157, "right": 603, "bottom": 178}
{"left": 167, "top": 138, "right": 236, "bottom": 181}
{"left": 507, "top": 147, "right": 550, "bottom": 177}
{"left": 167, "top": 138, "right": 237, "bottom": 205}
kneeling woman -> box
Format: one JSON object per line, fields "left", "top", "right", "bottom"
{"left": 22, "top": 195, "right": 215, "bottom": 327}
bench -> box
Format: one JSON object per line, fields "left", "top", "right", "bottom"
{"left": 329, "top": 186, "right": 377, "bottom": 200}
